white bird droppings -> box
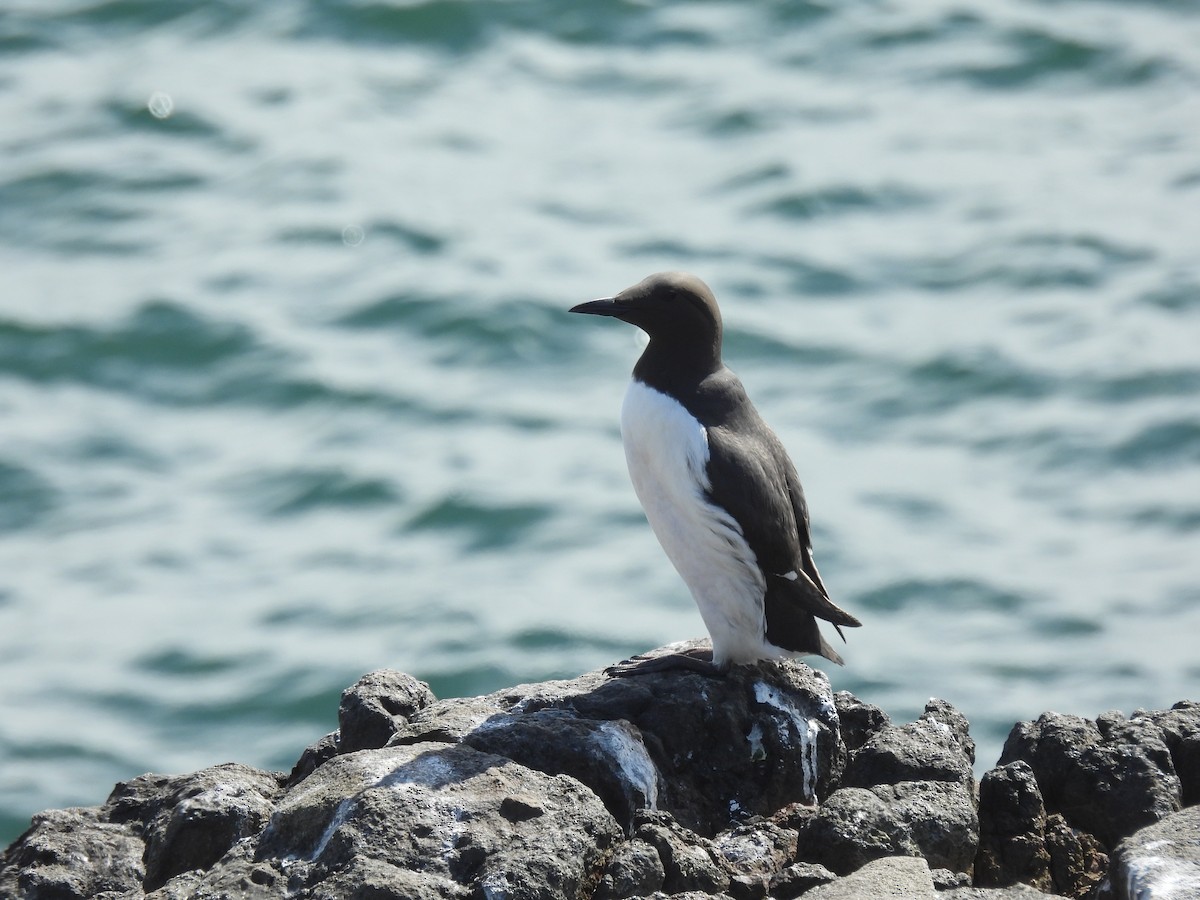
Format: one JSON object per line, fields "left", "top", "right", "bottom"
{"left": 1124, "top": 854, "right": 1200, "bottom": 899}
{"left": 599, "top": 720, "right": 660, "bottom": 810}
{"left": 754, "top": 681, "right": 823, "bottom": 801}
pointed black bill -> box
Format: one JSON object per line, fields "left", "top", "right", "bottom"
{"left": 569, "top": 297, "right": 625, "bottom": 316}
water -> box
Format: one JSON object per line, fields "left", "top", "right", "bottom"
{"left": 2, "top": 0, "right": 1199, "bottom": 846}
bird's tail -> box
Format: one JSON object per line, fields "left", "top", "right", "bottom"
{"left": 817, "top": 634, "right": 845, "bottom": 667}
{"left": 764, "top": 584, "right": 852, "bottom": 665}
{"left": 775, "top": 570, "right": 862, "bottom": 632}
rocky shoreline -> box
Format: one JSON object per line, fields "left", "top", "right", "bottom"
{"left": 2, "top": 641, "right": 1197, "bottom": 900}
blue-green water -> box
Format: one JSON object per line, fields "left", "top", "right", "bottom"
{"left": 2, "top": 0, "right": 1199, "bottom": 846}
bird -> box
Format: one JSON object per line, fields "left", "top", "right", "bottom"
{"left": 570, "top": 272, "right": 860, "bottom": 675}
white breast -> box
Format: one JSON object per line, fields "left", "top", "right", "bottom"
{"left": 620, "top": 379, "right": 772, "bottom": 667}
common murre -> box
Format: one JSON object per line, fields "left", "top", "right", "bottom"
{"left": 571, "top": 272, "right": 861, "bottom": 675}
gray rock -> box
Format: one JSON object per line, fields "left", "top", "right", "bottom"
{"left": 799, "top": 787, "right": 922, "bottom": 875}
{"left": 463, "top": 708, "right": 658, "bottom": 830}
{"left": 931, "top": 867, "right": 972, "bottom": 889}
{"left": 975, "top": 760, "right": 1109, "bottom": 898}
{"left": 563, "top": 646, "right": 846, "bottom": 836}
{"left": 711, "top": 822, "right": 797, "bottom": 900}
{"left": 1043, "top": 813, "right": 1107, "bottom": 899}
{"left": 941, "top": 887, "right": 1067, "bottom": 899}
{"left": 766, "top": 801, "right": 821, "bottom": 834}
{"left": 798, "top": 698, "right": 978, "bottom": 878}
{"left": 769, "top": 861, "right": 837, "bottom": 898}
{"left": 976, "top": 760, "right": 1053, "bottom": 891}
{"left": 102, "top": 762, "right": 284, "bottom": 891}
{"left": 803, "top": 855, "right": 936, "bottom": 899}
{"left": 869, "top": 780, "right": 977, "bottom": 873}
{"left": 303, "top": 857, "right": 471, "bottom": 900}
{"left": 0, "top": 807, "right": 144, "bottom": 900}
{"left": 262, "top": 742, "right": 622, "bottom": 899}
{"left": 2, "top": 653, "right": 1196, "bottom": 900}
{"left": 144, "top": 840, "right": 295, "bottom": 900}
{"left": 999, "top": 710, "right": 1181, "bottom": 848}
{"left": 842, "top": 699, "right": 975, "bottom": 788}
{"left": 636, "top": 810, "right": 731, "bottom": 894}
{"left": 288, "top": 730, "right": 339, "bottom": 787}
{"left": 337, "top": 669, "right": 436, "bottom": 753}
{"left": 1104, "top": 804, "right": 1200, "bottom": 900}
{"left": 1136, "top": 701, "right": 1200, "bottom": 807}
{"left": 393, "top": 649, "right": 845, "bottom": 837}
{"left": 390, "top": 694, "right": 511, "bottom": 746}
{"left": 594, "top": 837, "right": 666, "bottom": 900}
{"left": 833, "top": 691, "right": 890, "bottom": 753}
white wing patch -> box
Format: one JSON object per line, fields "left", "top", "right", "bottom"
{"left": 621, "top": 380, "right": 774, "bottom": 667}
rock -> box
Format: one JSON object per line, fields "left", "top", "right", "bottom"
{"left": 1, "top": 650, "right": 1196, "bottom": 900}
{"left": 262, "top": 742, "right": 622, "bottom": 898}
{"left": 711, "top": 821, "right": 797, "bottom": 900}
{"left": 287, "top": 730, "right": 339, "bottom": 787}
{"left": 594, "top": 837, "right": 666, "bottom": 900}
{"left": 769, "top": 861, "right": 837, "bottom": 898}
{"left": 998, "top": 710, "right": 1181, "bottom": 849}
{"left": 400, "top": 645, "right": 845, "bottom": 836}
{"left": 976, "top": 761, "right": 1053, "bottom": 892}
{"left": 565, "top": 644, "right": 845, "bottom": 835}
{"left": 1102, "top": 804, "right": 1200, "bottom": 900}
{"left": 1138, "top": 700, "right": 1200, "bottom": 807}
{"left": 766, "top": 800, "right": 821, "bottom": 833}
{"left": 303, "top": 857, "right": 471, "bottom": 900}
{"left": 842, "top": 699, "right": 975, "bottom": 788}
{"left": 390, "top": 694, "right": 511, "bottom": 746}
{"left": 463, "top": 708, "right": 659, "bottom": 830}
{"left": 833, "top": 691, "right": 890, "bottom": 753}
{"left": 941, "top": 887, "right": 1067, "bottom": 899}
{"left": 932, "top": 868, "right": 972, "bottom": 889}
{"left": 799, "top": 787, "right": 922, "bottom": 874}
{"left": 102, "top": 762, "right": 284, "bottom": 891}
{"left": 869, "top": 780, "right": 977, "bottom": 873}
{"left": 336, "top": 669, "right": 436, "bottom": 753}
{"left": 0, "top": 807, "right": 144, "bottom": 900}
{"left": 823, "top": 700, "right": 978, "bottom": 876}
{"left": 976, "top": 760, "right": 1108, "bottom": 899}
{"left": 635, "top": 810, "right": 731, "bottom": 894}
{"left": 802, "top": 855, "right": 936, "bottom": 899}
{"left": 145, "top": 840, "right": 294, "bottom": 900}
{"left": 1043, "top": 814, "right": 1107, "bottom": 899}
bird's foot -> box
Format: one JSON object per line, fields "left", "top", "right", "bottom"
{"left": 605, "top": 646, "right": 725, "bottom": 678}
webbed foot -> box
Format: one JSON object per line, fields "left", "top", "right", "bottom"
{"left": 605, "top": 645, "right": 726, "bottom": 678}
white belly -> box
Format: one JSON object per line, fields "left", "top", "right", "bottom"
{"left": 620, "top": 380, "right": 772, "bottom": 667}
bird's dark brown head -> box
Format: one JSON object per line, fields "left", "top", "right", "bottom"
{"left": 570, "top": 272, "right": 723, "bottom": 377}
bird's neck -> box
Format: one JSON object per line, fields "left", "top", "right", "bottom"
{"left": 632, "top": 335, "right": 723, "bottom": 398}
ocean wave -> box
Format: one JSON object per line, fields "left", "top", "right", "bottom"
{"left": 0, "top": 460, "right": 59, "bottom": 533}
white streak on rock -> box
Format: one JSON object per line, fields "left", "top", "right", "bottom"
{"left": 1125, "top": 855, "right": 1200, "bottom": 899}
{"left": 747, "top": 722, "right": 765, "bottom": 761}
{"left": 599, "top": 720, "right": 659, "bottom": 810}
{"left": 380, "top": 753, "right": 460, "bottom": 789}
{"left": 481, "top": 869, "right": 513, "bottom": 900}
{"left": 754, "top": 681, "right": 821, "bottom": 801}
{"left": 309, "top": 796, "right": 357, "bottom": 862}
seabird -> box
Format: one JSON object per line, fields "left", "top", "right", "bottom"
{"left": 570, "top": 272, "right": 861, "bottom": 674}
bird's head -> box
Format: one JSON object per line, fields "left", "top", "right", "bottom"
{"left": 570, "top": 272, "right": 723, "bottom": 364}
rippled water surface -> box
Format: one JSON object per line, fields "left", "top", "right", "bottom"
{"left": 3, "top": 0, "right": 1200, "bottom": 845}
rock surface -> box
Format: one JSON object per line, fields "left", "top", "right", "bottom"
{"left": 978, "top": 700, "right": 1200, "bottom": 898}
{"left": 801, "top": 855, "right": 935, "bottom": 899}
{"left": 0, "top": 646, "right": 1196, "bottom": 900}
{"left": 1098, "top": 804, "right": 1200, "bottom": 900}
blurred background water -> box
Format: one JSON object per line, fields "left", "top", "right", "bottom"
{"left": 2, "top": 0, "right": 1199, "bottom": 846}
